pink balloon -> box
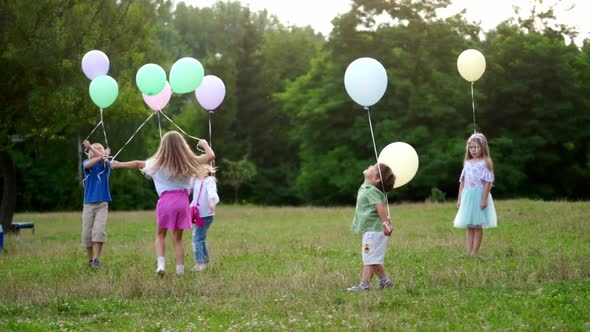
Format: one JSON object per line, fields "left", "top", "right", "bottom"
{"left": 143, "top": 81, "right": 172, "bottom": 111}
{"left": 195, "top": 75, "right": 226, "bottom": 111}
{"left": 82, "top": 50, "right": 109, "bottom": 80}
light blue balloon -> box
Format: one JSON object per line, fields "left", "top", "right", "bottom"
{"left": 344, "top": 57, "right": 388, "bottom": 107}
{"left": 89, "top": 75, "right": 118, "bottom": 108}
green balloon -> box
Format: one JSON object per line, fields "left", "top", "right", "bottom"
{"left": 89, "top": 75, "right": 118, "bottom": 109}
{"left": 169, "top": 57, "right": 204, "bottom": 94}
{"left": 136, "top": 63, "right": 166, "bottom": 96}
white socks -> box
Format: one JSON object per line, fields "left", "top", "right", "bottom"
{"left": 156, "top": 257, "right": 184, "bottom": 275}
{"left": 157, "top": 256, "right": 165, "bottom": 271}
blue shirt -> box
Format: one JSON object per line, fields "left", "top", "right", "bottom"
{"left": 83, "top": 160, "right": 112, "bottom": 204}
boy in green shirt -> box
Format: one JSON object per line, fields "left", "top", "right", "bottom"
{"left": 347, "top": 163, "right": 395, "bottom": 292}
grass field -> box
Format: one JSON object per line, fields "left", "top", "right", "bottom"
{"left": 1, "top": 200, "right": 589, "bottom": 331}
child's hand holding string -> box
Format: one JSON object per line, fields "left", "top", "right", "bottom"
{"left": 383, "top": 217, "right": 393, "bottom": 236}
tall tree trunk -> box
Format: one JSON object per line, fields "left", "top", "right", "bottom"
{"left": 234, "top": 185, "right": 240, "bottom": 204}
{"left": 0, "top": 151, "right": 17, "bottom": 234}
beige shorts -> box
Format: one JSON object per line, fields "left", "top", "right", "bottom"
{"left": 82, "top": 202, "right": 109, "bottom": 247}
{"left": 361, "top": 231, "right": 388, "bottom": 265}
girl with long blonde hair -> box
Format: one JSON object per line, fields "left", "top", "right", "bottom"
{"left": 113, "top": 131, "right": 215, "bottom": 276}
{"left": 453, "top": 132, "right": 497, "bottom": 256}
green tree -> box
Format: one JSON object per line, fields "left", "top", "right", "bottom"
{"left": 222, "top": 156, "right": 257, "bottom": 203}
{"left": 481, "top": 22, "right": 588, "bottom": 198}
{"left": 0, "top": 0, "right": 163, "bottom": 231}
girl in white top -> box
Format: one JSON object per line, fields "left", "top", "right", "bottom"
{"left": 112, "top": 131, "right": 214, "bottom": 276}
{"left": 190, "top": 167, "right": 220, "bottom": 271}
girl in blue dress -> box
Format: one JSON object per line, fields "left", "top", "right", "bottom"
{"left": 454, "top": 132, "right": 497, "bottom": 256}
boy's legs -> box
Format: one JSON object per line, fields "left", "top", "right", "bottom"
{"left": 85, "top": 247, "right": 93, "bottom": 262}
{"left": 82, "top": 204, "right": 96, "bottom": 264}
{"left": 361, "top": 265, "right": 373, "bottom": 283}
{"left": 348, "top": 232, "right": 387, "bottom": 291}
{"left": 91, "top": 203, "right": 108, "bottom": 263}
{"left": 93, "top": 243, "right": 103, "bottom": 260}
{"left": 374, "top": 264, "right": 386, "bottom": 279}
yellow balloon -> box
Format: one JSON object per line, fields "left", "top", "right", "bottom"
{"left": 457, "top": 49, "right": 486, "bottom": 82}
{"left": 377, "top": 142, "right": 419, "bottom": 188}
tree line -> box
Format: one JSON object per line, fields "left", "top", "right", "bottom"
{"left": 1, "top": 0, "right": 588, "bottom": 227}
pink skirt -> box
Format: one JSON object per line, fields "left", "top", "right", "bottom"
{"left": 156, "top": 190, "right": 192, "bottom": 231}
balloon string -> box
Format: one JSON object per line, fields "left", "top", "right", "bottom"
{"left": 208, "top": 111, "right": 212, "bottom": 148}
{"left": 111, "top": 113, "right": 155, "bottom": 161}
{"left": 471, "top": 82, "right": 476, "bottom": 134}
{"left": 100, "top": 108, "right": 110, "bottom": 149}
{"left": 157, "top": 111, "right": 162, "bottom": 139}
{"left": 208, "top": 111, "right": 214, "bottom": 168}
{"left": 365, "top": 106, "right": 390, "bottom": 219}
{"left": 159, "top": 110, "right": 202, "bottom": 141}
{"left": 159, "top": 110, "right": 205, "bottom": 152}
{"left": 84, "top": 120, "right": 103, "bottom": 142}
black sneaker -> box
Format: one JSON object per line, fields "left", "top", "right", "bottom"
{"left": 378, "top": 280, "right": 394, "bottom": 290}
{"left": 91, "top": 258, "right": 102, "bottom": 268}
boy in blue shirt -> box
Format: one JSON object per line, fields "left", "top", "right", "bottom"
{"left": 82, "top": 140, "right": 112, "bottom": 268}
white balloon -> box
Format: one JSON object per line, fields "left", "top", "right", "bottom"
{"left": 378, "top": 142, "right": 419, "bottom": 188}
{"left": 457, "top": 49, "right": 486, "bottom": 82}
{"left": 344, "top": 57, "right": 388, "bottom": 107}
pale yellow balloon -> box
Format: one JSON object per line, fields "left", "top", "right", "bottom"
{"left": 457, "top": 49, "right": 486, "bottom": 82}
{"left": 377, "top": 142, "right": 419, "bottom": 188}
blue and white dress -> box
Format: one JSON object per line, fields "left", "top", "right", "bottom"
{"left": 453, "top": 159, "right": 497, "bottom": 229}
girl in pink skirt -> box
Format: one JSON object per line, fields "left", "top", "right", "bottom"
{"left": 113, "top": 131, "right": 215, "bottom": 276}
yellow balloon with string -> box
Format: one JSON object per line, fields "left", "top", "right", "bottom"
{"left": 378, "top": 142, "right": 419, "bottom": 188}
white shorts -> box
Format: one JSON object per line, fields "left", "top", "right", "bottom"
{"left": 361, "top": 231, "right": 388, "bottom": 265}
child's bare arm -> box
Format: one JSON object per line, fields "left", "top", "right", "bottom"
{"left": 111, "top": 160, "right": 145, "bottom": 169}
{"left": 84, "top": 156, "right": 107, "bottom": 169}
{"left": 196, "top": 140, "right": 215, "bottom": 164}
{"left": 83, "top": 140, "right": 103, "bottom": 157}
{"left": 375, "top": 203, "right": 393, "bottom": 236}
{"left": 457, "top": 181, "right": 465, "bottom": 208}
{"left": 481, "top": 181, "right": 491, "bottom": 209}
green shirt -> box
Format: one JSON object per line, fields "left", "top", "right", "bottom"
{"left": 351, "top": 184, "right": 386, "bottom": 234}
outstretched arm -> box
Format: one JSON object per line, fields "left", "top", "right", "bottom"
{"left": 196, "top": 140, "right": 215, "bottom": 164}
{"left": 85, "top": 155, "right": 107, "bottom": 169}
{"left": 111, "top": 160, "right": 145, "bottom": 169}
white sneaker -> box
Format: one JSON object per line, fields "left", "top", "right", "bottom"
{"left": 191, "top": 263, "right": 208, "bottom": 272}
{"left": 346, "top": 284, "right": 369, "bottom": 292}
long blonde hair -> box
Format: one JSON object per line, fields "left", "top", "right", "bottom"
{"left": 145, "top": 131, "right": 207, "bottom": 179}
{"left": 464, "top": 132, "right": 493, "bottom": 171}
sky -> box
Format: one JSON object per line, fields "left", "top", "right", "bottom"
{"left": 178, "top": 0, "right": 589, "bottom": 45}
